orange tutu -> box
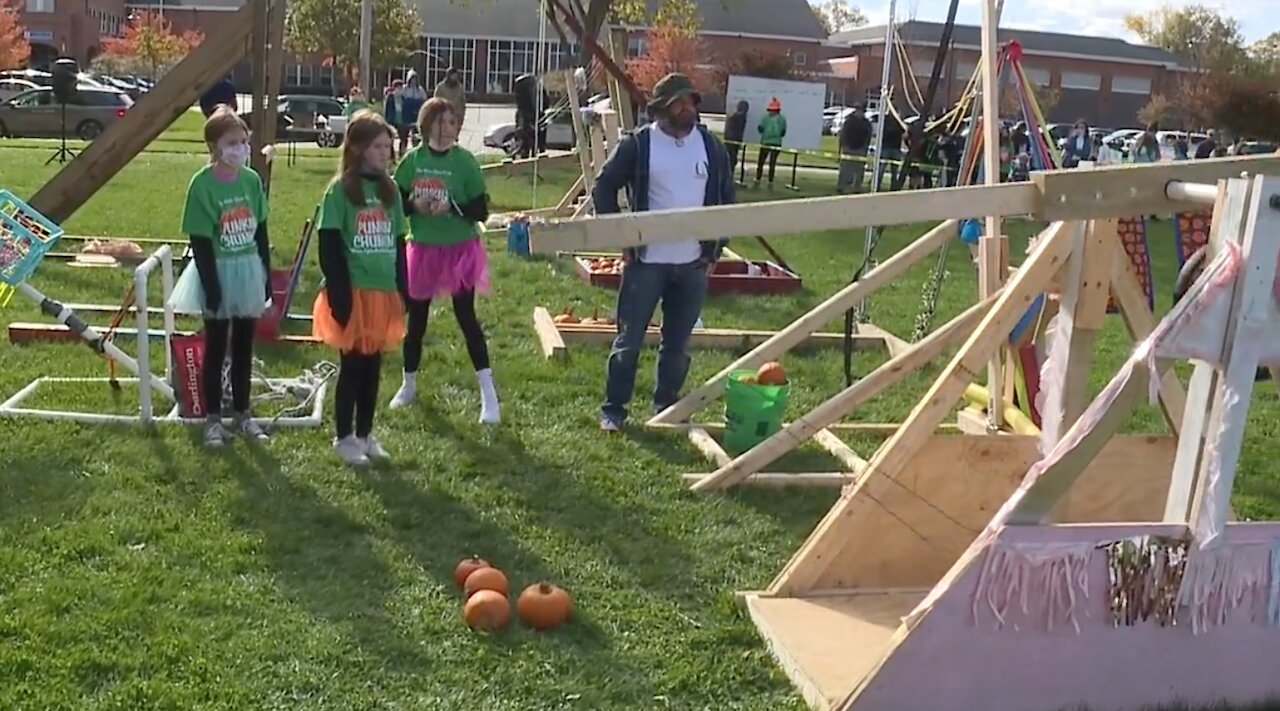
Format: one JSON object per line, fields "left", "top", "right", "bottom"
{"left": 311, "top": 287, "right": 406, "bottom": 355}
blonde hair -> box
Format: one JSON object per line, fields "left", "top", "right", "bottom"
{"left": 203, "top": 105, "right": 248, "bottom": 149}
{"left": 338, "top": 110, "right": 398, "bottom": 208}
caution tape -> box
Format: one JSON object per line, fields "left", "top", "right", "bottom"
{"left": 721, "top": 137, "right": 953, "bottom": 172}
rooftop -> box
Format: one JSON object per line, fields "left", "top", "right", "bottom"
{"left": 829, "top": 20, "right": 1185, "bottom": 67}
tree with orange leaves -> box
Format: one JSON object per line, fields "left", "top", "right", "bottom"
{"left": 626, "top": 0, "right": 711, "bottom": 94}
{"left": 99, "top": 10, "right": 202, "bottom": 79}
{"left": 0, "top": 0, "right": 30, "bottom": 71}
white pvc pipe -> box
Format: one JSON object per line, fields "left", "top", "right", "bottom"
{"left": 161, "top": 246, "right": 175, "bottom": 381}
{"left": 1166, "top": 180, "right": 1218, "bottom": 206}
{"left": 135, "top": 252, "right": 152, "bottom": 423}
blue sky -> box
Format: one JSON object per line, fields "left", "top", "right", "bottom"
{"left": 856, "top": 0, "right": 1273, "bottom": 44}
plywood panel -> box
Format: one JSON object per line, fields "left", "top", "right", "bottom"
{"left": 1050, "top": 435, "right": 1178, "bottom": 523}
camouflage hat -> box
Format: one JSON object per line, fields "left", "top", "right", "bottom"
{"left": 648, "top": 72, "right": 701, "bottom": 111}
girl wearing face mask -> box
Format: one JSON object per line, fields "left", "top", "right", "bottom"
{"left": 169, "top": 104, "right": 272, "bottom": 448}
{"left": 388, "top": 97, "right": 499, "bottom": 424}
{"left": 311, "top": 111, "right": 408, "bottom": 467}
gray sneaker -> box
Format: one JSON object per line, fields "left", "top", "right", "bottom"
{"left": 599, "top": 416, "right": 622, "bottom": 433}
{"left": 334, "top": 435, "right": 370, "bottom": 467}
{"left": 203, "top": 418, "right": 227, "bottom": 448}
{"left": 235, "top": 413, "right": 270, "bottom": 441}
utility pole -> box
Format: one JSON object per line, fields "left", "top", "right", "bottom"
{"left": 359, "top": 0, "right": 373, "bottom": 97}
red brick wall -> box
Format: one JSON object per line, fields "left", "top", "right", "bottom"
{"left": 20, "top": 0, "right": 126, "bottom": 66}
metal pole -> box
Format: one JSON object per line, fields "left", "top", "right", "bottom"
{"left": 359, "top": 0, "right": 373, "bottom": 97}
{"left": 1165, "top": 180, "right": 1218, "bottom": 205}
{"left": 855, "top": 0, "right": 898, "bottom": 320}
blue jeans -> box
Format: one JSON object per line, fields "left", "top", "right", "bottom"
{"left": 602, "top": 259, "right": 709, "bottom": 423}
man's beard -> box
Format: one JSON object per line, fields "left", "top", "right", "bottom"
{"left": 667, "top": 110, "right": 696, "bottom": 132}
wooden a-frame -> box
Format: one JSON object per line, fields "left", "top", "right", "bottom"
{"left": 29, "top": 0, "right": 282, "bottom": 223}
{"left": 742, "top": 175, "right": 1280, "bottom": 711}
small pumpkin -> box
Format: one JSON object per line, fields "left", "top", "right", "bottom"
{"left": 517, "top": 582, "right": 573, "bottom": 631}
{"left": 756, "top": 361, "right": 788, "bottom": 386}
{"left": 464, "top": 566, "right": 509, "bottom": 598}
{"left": 453, "top": 555, "right": 490, "bottom": 589}
{"left": 552, "top": 308, "right": 579, "bottom": 325}
{"left": 463, "top": 589, "right": 511, "bottom": 631}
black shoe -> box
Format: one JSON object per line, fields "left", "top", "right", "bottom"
{"left": 599, "top": 416, "right": 622, "bottom": 433}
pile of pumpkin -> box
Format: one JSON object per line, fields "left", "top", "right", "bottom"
{"left": 584, "top": 256, "right": 625, "bottom": 275}
{"left": 455, "top": 555, "right": 573, "bottom": 632}
{"left": 551, "top": 307, "right": 616, "bottom": 327}
{"left": 738, "top": 360, "right": 788, "bottom": 386}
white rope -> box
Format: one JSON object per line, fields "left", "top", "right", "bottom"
{"left": 218, "top": 358, "right": 340, "bottom": 425}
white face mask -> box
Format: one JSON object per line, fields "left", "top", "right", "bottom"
{"left": 220, "top": 142, "right": 251, "bottom": 167}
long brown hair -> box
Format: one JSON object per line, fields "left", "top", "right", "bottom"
{"left": 416, "top": 97, "right": 456, "bottom": 145}
{"left": 338, "top": 109, "right": 398, "bottom": 208}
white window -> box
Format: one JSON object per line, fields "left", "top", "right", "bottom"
{"left": 793, "top": 51, "right": 807, "bottom": 67}
{"left": 1060, "top": 71, "right": 1101, "bottom": 90}
{"left": 486, "top": 39, "right": 569, "bottom": 95}
{"left": 1110, "top": 75, "right": 1151, "bottom": 95}
{"left": 627, "top": 36, "right": 648, "bottom": 58}
{"left": 25, "top": 0, "right": 54, "bottom": 12}
{"left": 1023, "top": 66, "right": 1051, "bottom": 86}
{"left": 424, "top": 36, "right": 477, "bottom": 92}
{"left": 287, "top": 64, "right": 314, "bottom": 86}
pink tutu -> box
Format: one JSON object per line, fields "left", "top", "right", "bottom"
{"left": 405, "top": 237, "right": 491, "bottom": 300}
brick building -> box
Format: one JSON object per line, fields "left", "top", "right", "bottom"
{"left": 824, "top": 21, "right": 1189, "bottom": 129}
{"left": 17, "top": 0, "right": 127, "bottom": 69}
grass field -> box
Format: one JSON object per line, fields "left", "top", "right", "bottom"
{"left": 2, "top": 130, "right": 1279, "bottom": 710}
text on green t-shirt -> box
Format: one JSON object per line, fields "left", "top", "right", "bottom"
{"left": 318, "top": 177, "right": 405, "bottom": 292}
{"left": 392, "top": 145, "right": 485, "bottom": 245}
{"left": 181, "top": 165, "right": 268, "bottom": 258}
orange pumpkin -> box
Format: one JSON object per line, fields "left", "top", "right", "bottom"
{"left": 552, "top": 308, "right": 579, "bottom": 325}
{"left": 463, "top": 589, "right": 511, "bottom": 631}
{"left": 756, "top": 361, "right": 788, "bottom": 386}
{"left": 517, "top": 582, "right": 573, "bottom": 631}
{"left": 464, "top": 566, "right": 509, "bottom": 598}
{"left": 453, "top": 556, "right": 490, "bottom": 589}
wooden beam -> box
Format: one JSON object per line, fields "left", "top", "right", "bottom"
{"left": 528, "top": 155, "right": 1280, "bottom": 255}
{"left": 248, "top": 0, "right": 269, "bottom": 176}
{"left": 648, "top": 221, "right": 955, "bottom": 425}
{"left": 649, "top": 422, "right": 962, "bottom": 435}
{"left": 28, "top": 0, "right": 258, "bottom": 223}
{"left": 769, "top": 220, "right": 1074, "bottom": 594}
{"left": 812, "top": 429, "right": 868, "bottom": 473}
{"left": 691, "top": 292, "right": 996, "bottom": 490}
{"left": 481, "top": 152, "right": 578, "bottom": 176}
{"left": 688, "top": 427, "right": 732, "bottom": 468}
{"left": 532, "top": 306, "right": 567, "bottom": 360}
{"left": 253, "top": 0, "right": 286, "bottom": 189}
{"left": 605, "top": 27, "right": 635, "bottom": 132}
{"left": 682, "top": 472, "right": 852, "bottom": 488}
{"left": 552, "top": 324, "right": 884, "bottom": 352}
{"left": 979, "top": 0, "right": 1004, "bottom": 431}
{"left": 564, "top": 70, "right": 595, "bottom": 186}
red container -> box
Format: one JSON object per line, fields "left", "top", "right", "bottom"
{"left": 571, "top": 254, "right": 801, "bottom": 294}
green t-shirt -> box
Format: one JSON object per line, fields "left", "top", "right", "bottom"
{"left": 343, "top": 99, "right": 369, "bottom": 118}
{"left": 393, "top": 145, "right": 485, "bottom": 245}
{"left": 318, "top": 177, "right": 406, "bottom": 291}
{"left": 181, "top": 165, "right": 268, "bottom": 258}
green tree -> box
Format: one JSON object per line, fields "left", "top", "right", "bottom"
{"left": 1248, "top": 31, "right": 1280, "bottom": 81}
{"left": 810, "top": 0, "right": 867, "bottom": 35}
{"left": 1122, "top": 4, "right": 1249, "bottom": 73}
{"left": 286, "top": 0, "right": 420, "bottom": 87}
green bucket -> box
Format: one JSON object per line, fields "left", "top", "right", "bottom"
{"left": 723, "top": 369, "right": 790, "bottom": 454}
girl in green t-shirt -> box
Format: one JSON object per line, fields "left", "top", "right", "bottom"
{"left": 310, "top": 112, "right": 408, "bottom": 468}
{"left": 387, "top": 97, "right": 500, "bottom": 424}
{"left": 168, "top": 106, "right": 272, "bottom": 448}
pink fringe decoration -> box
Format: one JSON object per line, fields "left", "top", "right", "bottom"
{"left": 1176, "top": 543, "right": 1271, "bottom": 635}
{"left": 972, "top": 541, "right": 1093, "bottom": 633}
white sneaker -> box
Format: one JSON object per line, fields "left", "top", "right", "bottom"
{"left": 388, "top": 375, "right": 417, "bottom": 409}
{"left": 479, "top": 400, "right": 501, "bottom": 425}
{"left": 203, "top": 418, "right": 227, "bottom": 448}
{"left": 334, "top": 435, "right": 370, "bottom": 467}
{"left": 477, "top": 368, "right": 500, "bottom": 424}
{"left": 361, "top": 435, "right": 391, "bottom": 462}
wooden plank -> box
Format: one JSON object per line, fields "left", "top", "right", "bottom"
{"left": 532, "top": 306, "right": 567, "bottom": 360}
{"left": 683, "top": 472, "right": 852, "bottom": 488}
{"left": 1163, "top": 362, "right": 1218, "bottom": 522}
{"left": 687, "top": 427, "right": 732, "bottom": 468}
{"left": 28, "top": 0, "right": 258, "bottom": 223}
{"left": 691, "top": 293, "right": 995, "bottom": 490}
{"left": 588, "top": 121, "right": 608, "bottom": 183}
{"left": 555, "top": 325, "right": 884, "bottom": 351}
{"left": 529, "top": 185, "right": 1034, "bottom": 254}
{"left": 564, "top": 70, "right": 594, "bottom": 185}
{"left": 528, "top": 156, "right": 1280, "bottom": 255}
{"left": 649, "top": 220, "right": 954, "bottom": 426}
{"left": 253, "top": 0, "right": 286, "bottom": 189}
{"left": 481, "top": 152, "right": 578, "bottom": 176}
{"left": 856, "top": 323, "right": 909, "bottom": 358}
{"left": 605, "top": 27, "right": 634, "bottom": 132}
{"left": 9, "top": 322, "right": 317, "bottom": 344}
{"left": 248, "top": 0, "right": 269, "bottom": 177}
{"left": 769, "top": 221, "right": 1074, "bottom": 594}
{"left": 1034, "top": 154, "right": 1280, "bottom": 222}
{"left": 980, "top": 0, "right": 1005, "bottom": 432}
{"left": 554, "top": 174, "right": 586, "bottom": 215}
{"left": 652, "top": 422, "right": 962, "bottom": 435}
{"left": 813, "top": 429, "right": 868, "bottom": 473}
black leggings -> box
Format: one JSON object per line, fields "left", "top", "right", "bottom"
{"left": 756, "top": 147, "right": 780, "bottom": 183}
{"left": 203, "top": 317, "right": 255, "bottom": 415}
{"left": 335, "top": 351, "right": 382, "bottom": 439}
{"left": 402, "top": 291, "right": 490, "bottom": 373}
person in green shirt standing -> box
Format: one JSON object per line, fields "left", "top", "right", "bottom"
{"left": 755, "top": 97, "right": 787, "bottom": 189}
{"left": 311, "top": 112, "right": 409, "bottom": 467}
{"left": 343, "top": 86, "right": 369, "bottom": 118}
{"left": 168, "top": 106, "right": 273, "bottom": 448}
{"left": 387, "top": 97, "right": 500, "bottom": 424}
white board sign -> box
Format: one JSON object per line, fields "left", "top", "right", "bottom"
{"left": 724, "top": 75, "right": 826, "bottom": 151}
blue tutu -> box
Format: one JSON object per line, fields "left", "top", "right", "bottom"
{"left": 169, "top": 252, "right": 268, "bottom": 320}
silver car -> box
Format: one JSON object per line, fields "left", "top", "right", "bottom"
{"left": 0, "top": 86, "right": 134, "bottom": 140}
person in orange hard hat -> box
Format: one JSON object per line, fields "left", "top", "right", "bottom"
{"left": 755, "top": 97, "right": 787, "bottom": 189}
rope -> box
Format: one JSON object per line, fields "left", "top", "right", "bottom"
{"left": 213, "top": 358, "right": 340, "bottom": 427}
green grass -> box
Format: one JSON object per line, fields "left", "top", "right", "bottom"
{"left": 1, "top": 143, "right": 1278, "bottom": 709}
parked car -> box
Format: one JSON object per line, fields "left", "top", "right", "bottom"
{"left": 823, "top": 105, "right": 849, "bottom": 134}
{"left": 828, "top": 107, "right": 860, "bottom": 136}
{"left": 238, "top": 94, "right": 345, "bottom": 146}
{"left": 0, "top": 78, "right": 39, "bottom": 101}
{"left": 484, "top": 105, "right": 577, "bottom": 156}
{"left": 0, "top": 85, "right": 133, "bottom": 140}
{"left": 1228, "top": 140, "right": 1277, "bottom": 156}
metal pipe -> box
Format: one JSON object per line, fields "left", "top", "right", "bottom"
{"left": 1165, "top": 180, "right": 1218, "bottom": 205}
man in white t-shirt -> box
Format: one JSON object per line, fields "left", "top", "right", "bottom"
{"left": 591, "top": 72, "right": 736, "bottom": 431}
